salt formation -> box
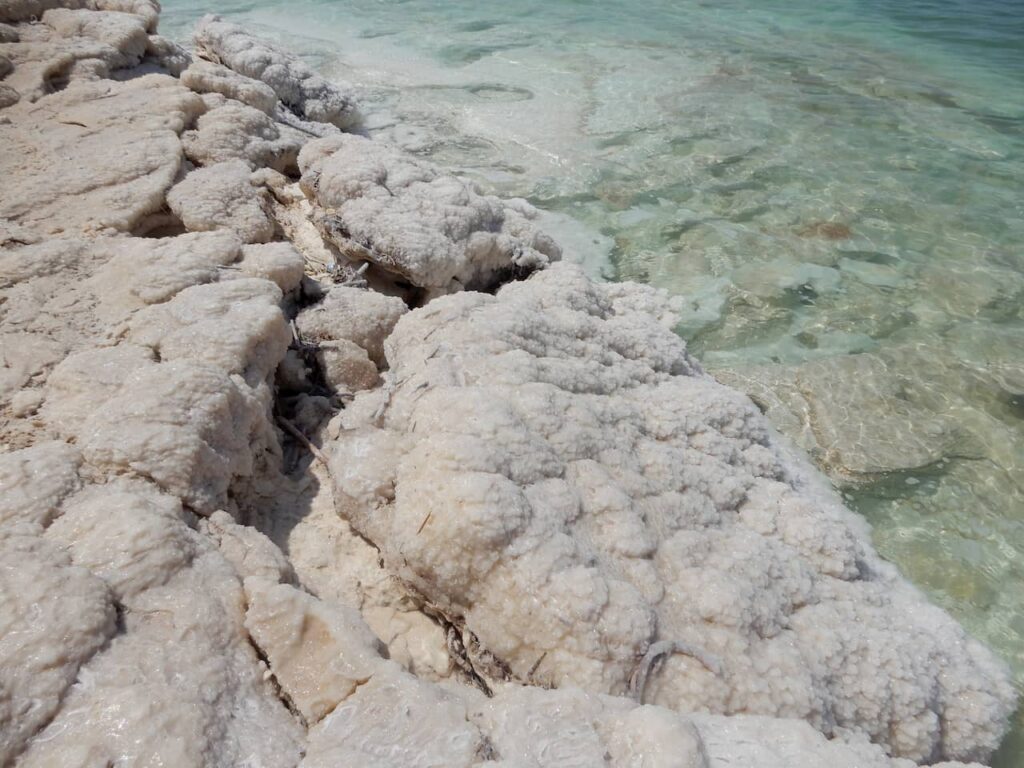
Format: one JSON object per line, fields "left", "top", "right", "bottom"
{"left": 181, "top": 100, "right": 306, "bottom": 173}
{"left": 193, "top": 14, "right": 359, "bottom": 130}
{"left": 294, "top": 284, "right": 407, "bottom": 367}
{"left": 180, "top": 58, "right": 278, "bottom": 114}
{"left": 299, "top": 133, "right": 562, "bottom": 295}
{"left": 0, "top": 3, "right": 1015, "bottom": 766}
{"left": 167, "top": 159, "right": 276, "bottom": 243}
{"left": 0, "top": 74, "right": 202, "bottom": 234}
{"left": 330, "top": 262, "right": 1015, "bottom": 762}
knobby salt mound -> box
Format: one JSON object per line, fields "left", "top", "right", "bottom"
{"left": 299, "top": 133, "right": 562, "bottom": 297}
{"left": 193, "top": 14, "right": 359, "bottom": 131}
{"left": 0, "top": 3, "right": 1016, "bottom": 766}
{"left": 330, "top": 262, "right": 1015, "bottom": 763}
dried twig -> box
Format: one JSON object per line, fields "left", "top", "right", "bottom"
{"left": 277, "top": 414, "right": 330, "bottom": 468}
{"left": 445, "top": 625, "right": 493, "bottom": 697}
{"left": 527, "top": 651, "right": 548, "bottom": 682}
{"left": 629, "top": 640, "right": 722, "bottom": 704}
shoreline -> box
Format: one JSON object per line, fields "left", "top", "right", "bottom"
{"left": 0, "top": 3, "right": 1018, "bottom": 766}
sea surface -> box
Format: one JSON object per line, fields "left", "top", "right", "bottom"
{"left": 162, "top": 0, "right": 1024, "bottom": 760}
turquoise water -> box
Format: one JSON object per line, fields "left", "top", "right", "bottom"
{"left": 163, "top": 1, "right": 1024, "bottom": 761}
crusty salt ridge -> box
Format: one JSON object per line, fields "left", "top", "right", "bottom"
{"left": 298, "top": 132, "right": 563, "bottom": 297}
{"left": 0, "top": 3, "right": 1015, "bottom": 766}
{"left": 193, "top": 14, "right": 360, "bottom": 130}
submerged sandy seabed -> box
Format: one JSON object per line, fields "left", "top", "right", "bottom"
{"left": 0, "top": 2, "right": 1018, "bottom": 766}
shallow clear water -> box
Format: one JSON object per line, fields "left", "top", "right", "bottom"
{"left": 164, "top": 0, "right": 1024, "bottom": 760}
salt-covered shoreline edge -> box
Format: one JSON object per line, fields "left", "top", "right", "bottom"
{"left": 0, "top": 3, "right": 1016, "bottom": 766}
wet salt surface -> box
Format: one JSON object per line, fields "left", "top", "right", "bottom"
{"left": 163, "top": 1, "right": 1024, "bottom": 760}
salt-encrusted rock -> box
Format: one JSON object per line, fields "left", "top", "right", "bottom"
{"left": 0, "top": 6, "right": 156, "bottom": 98}
{"left": 181, "top": 57, "right": 277, "bottom": 114}
{"left": 95, "top": 0, "right": 159, "bottom": 31}
{"left": 317, "top": 338, "right": 380, "bottom": 393}
{"left": 144, "top": 33, "right": 191, "bottom": 76}
{"left": 0, "top": 1, "right": 159, "bottom": 30}
{"left": 0, "top": 74, "right": 203, "bottom": 236}
{"left": 42, "top": 344, "right": 155, "bottom": 435}
{"left": 291, "top": 603, "right": 936, "bottom": 768}
{"left": 295, "top": 283, "right": 407, "bottom": 367}
{"left": 299, "top": 134, "right": 561, "bottom": 295}
{"left": 0, "top": 441, "right": 81, "bottom": 528}
{"left": 21, "top": 480, "right": 305, "bottom": 767}
{"left": 167, "top": 160, "right": 276, "bottom": 244}
{"left": 0, "top": 240, "right": 110, "bottom": 396}
{"left": 235, "top": 241, "right": 306, "bottom": 293}
{"left": 330, "top": 263, "right": 1015, "bottom": 762}
{"left": 193, "top": 14, "right": 359, "bottom": 129}
{"left": 88, "top": 231, "right": 243, "bottom": 323}
{"left": 182, "top": 100, "right": 306, "bottom": 173}
{"left": 0, "top": 330, "right": 65, "bottom": 403}
{"left": 0, "top": 83, "right": 18, "bottom": 107}
{"left": 0, "top": 529, "right": 116, "bottom": 766}
{"left": 0, "top": 23, "right": 19, "bottom": 42}
{"left": 128, "top": 278, "right": 291, "bottom": 385}
{"left": 42, "top": 8, "right": 148, "bottom": 68}
{"left": 245, "top": 582, "right": 387, "bottom": 725}
{"left": 202, "top": 509, "right": 295, "bottom": 585}
{"left": 0, "top": 53, "right": 11, "bottom": 77}
{"left": 300, "top": 665, "right": 483, "bottom": 768}
{"left": 45, "top": 479, "right": 194, "bottom": 601}
{"left": 79, "top": 360, "right": 271, "bottom": 514}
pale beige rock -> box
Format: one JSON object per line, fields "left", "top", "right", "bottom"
{"left": 88, "top": 231, "right": 243, "bottom": 324}
{"left": 193, "top": 14, "right": 359, "bottom": 129}
{"left": 235, "top": 241, "right": 306, "bottom": 293}
{"left": 249, "top": 457, "right": 454, "bottom": 685}
{"left": 0, "top": 74, "right": 204, "bottom": 237}
{"left": 9, "top": 388, "right": 43, "bottom": 416}
{"left": 202, "top": 509, "right": 295, "bottom": 586}
{"left": 0, "top": 530, "right": 116, "bottom": 766}
{"left": 167, "top": 160, "right": 276, "bottom": 244}
{"left": 42, "top": 8, "right": 148, "bottom": 68}
{"left": 0, "top": 83, "right": 17, "bottom": 107}
{"left": 317, "top": 338, "right": 379, "bottom": 393}
{"left": 181, "top": 58, "right": 277, "bottom": 114}
{"left": 21, "top": 480, "right": 305, "bottom": 768}
{"left": 0, "top": 1, "right": 159, "bottom": 31}
{"left": 42, "top": 344, "right": 155, "bottom": 435}
{"left": 0, "top": 6, "right": 157, "bottom": 99}
{"left": 45, "top": 478, "right": 194, "bottom": 601}
{"left": 143, "top": 33, "right": 191, "bottom": 76}
{"left": 181, "top": 100, "right": 306, "bottom": 173}
{"left": 299, "top": 133, "right": 561, "bottom": 294}
{"left": 128, "top": 278, "right": 291, "bottom": 385}
{"left": 295, "top": 283, "right": 407, "bottom": 368}
{"left": 0, "top": 331, "right": 65, "bottom": 403}
{"left": 79, "top": 360, "right": 271, "bottom": 514}
{"left": 245, "top": 582, "right": 386, "bottom": 725}
{"left": 0, "top": 441, "right": 81, "bottom": 528}
{"left": 300, "top": 665, "right": 483, "bottom": 768}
